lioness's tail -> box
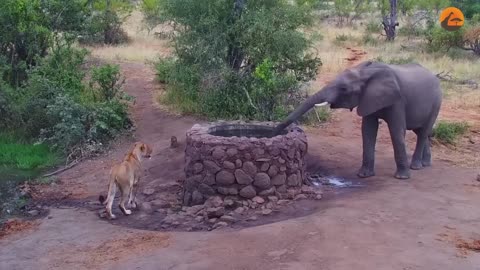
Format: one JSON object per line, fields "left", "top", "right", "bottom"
{"left": 101, "top": 170, "right": 117, "bottom": 205}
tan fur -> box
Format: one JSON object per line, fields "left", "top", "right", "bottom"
{"left": 100, "top": 142, "right": 152, "bottom": 219}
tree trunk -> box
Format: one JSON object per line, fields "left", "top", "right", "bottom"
{"left": 227, "top": 0, "right": 246, "bottom": 71}
{"left": 382, "top": 0, "right": 398, "bottom": 41}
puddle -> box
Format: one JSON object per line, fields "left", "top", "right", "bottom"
{"left": 308, "top": 174, "right": 366, "bottom": 188}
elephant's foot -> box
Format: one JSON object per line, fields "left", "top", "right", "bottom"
{"left": 422, "top": 159, "right": 432, "bottom": 167}
{"left": 357, "top": 167, "right": 375, "bottom": 178}
{"left": 410, "top": 160, "right": 424, "bottom": 170}
{"left": 394, "top": 169, "right": 411, "bottom": 180}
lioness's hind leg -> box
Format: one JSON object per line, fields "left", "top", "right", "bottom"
{"left": 119, "top": 185, "right": 132, "bottom": 215}
{"left": 105, "top": 183, "right": 116, "bottom": 219}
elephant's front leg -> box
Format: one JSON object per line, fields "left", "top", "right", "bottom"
{"left": 387, "top": 120, "right": 410, "bottom": 179}
{"left": 358, "top": 116, "right": 379, "bottom": 178}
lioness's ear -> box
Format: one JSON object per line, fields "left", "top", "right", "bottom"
{"left": 140, "top": 144, "right": 145, "bottom": 151}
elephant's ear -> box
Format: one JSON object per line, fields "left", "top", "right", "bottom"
{"left": 357, "top": 67, "right": 401, "bottom": 117}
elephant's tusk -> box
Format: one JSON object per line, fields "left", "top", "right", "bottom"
{"left": 314, "top": 102, "right": 329, "bottom": 107}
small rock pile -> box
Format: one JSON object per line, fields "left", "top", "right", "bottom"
{"left": 183, "top": 121, "right": 308, "bottom": 206}
{"left": 157, "top": 185, "right": 323, "bottom": 231}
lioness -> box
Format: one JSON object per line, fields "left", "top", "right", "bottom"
{"left": 99, "top": 142, "right": 152, "bottom": 219}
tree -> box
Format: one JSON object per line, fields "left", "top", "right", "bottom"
{"left": 148, "top": 0, "right": 321, "bottom": 120}
{"left": 381, "top": 0, "right": 399, "bottom": 41}
{"left": 462, "top": 26, "right": 480, "bottom": 55}
{"left": 332, "top": 0, "right": 373, "bottom": 26}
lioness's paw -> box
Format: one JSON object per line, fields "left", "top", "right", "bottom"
{"left": 109, "top": 214, "right": 117, "bottom": 220}
{"left": 124, "top": 209, "right": 132, "bottom": 215}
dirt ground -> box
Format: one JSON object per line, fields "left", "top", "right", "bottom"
{"left": 1, "top": 51, "right": 480, "bottom": 270}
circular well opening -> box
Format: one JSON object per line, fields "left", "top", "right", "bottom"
{"left": 208, "top": 124, "right": 287, "bottom": 138}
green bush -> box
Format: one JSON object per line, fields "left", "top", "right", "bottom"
{"left": 90, "top": 64, "right": 127, "bottom": 101}
{"left": 151, "top": 0, "right": 321, "bottom": 121}
{"left": 425, "top": 26, "right": 465, "bottom": 53}
{"left": 433, "top": 121, "right": 469, "bottom": 145}
{"left": 362, "top": 33, "right": 379, "bottom": 46}
{"left": 374, "top": 56, "right": 416, "bottom": 65}
{"left": 365, "top": 20, "right": 382, "bottom": 34}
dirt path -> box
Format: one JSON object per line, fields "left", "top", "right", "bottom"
{"left": 1, "top": 57, "right": 480, "bottom": 270}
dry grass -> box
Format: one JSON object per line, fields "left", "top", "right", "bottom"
{"left": 85, "top": 10, "right": 171, "bottom": 62}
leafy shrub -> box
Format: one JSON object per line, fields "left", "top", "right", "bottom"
{"left": 365, "top": 20, "right": 382, "bottom": 34}
{"left": 152, "top": 0, "right": 321, "bottom": 121}
{"left": 433, "top": 121, "right": 469, "bottom": 145}
{"left": 90, "top": 64, "right": 127, "bottom": 101}
{"left": 425, "top": 26, "right": 465, "bottom": 53}
{"left": 463, "top": 26, "right": 480, "bottom": 56}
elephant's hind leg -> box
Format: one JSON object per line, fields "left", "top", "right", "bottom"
{"left": 411, "top": 128, "right": 429, "bottom": 170}
{"left": 422, "top": 137, "right": 432, "bottom": 167}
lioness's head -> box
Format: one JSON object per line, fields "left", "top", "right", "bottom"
{"left": 133, "top": 142, "right": 152, "bottom": 160}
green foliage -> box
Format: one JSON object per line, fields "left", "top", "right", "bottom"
{"left": 433, "top": 121, "right": 469, "bottom": 144}
{"left": 332, "top": 0, "right": 374, "bottom": 25}
{"left": 365, "top": 20, "right": 382, "bottom": 33}
{"left": 362, "top": 33, "right": 379, "bottom": 46}
{"left": 153, "top": 0, "right": 321, "bottom": 121}
{"left": 425, "top": 25, "right": 465, "bottom": 52}
{"left": 0, "top": 133, "right": 59, "bottom": 170}
{"left": 90, "top": 64, "right": 127, "bottom": 101}
{"left": 451, "top": 0, "right": 480, "bottom": 19}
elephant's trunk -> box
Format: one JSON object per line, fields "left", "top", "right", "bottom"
{"left": 272, "top": 88, "right": 330, "bottom": 136}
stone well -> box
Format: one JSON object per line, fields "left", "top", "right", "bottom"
{"left": 183, "top": 121, "right": 308, "bottom": 206}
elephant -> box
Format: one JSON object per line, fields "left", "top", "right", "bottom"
{"left": 273, "top": 61, "right": 442, "bottom": 179}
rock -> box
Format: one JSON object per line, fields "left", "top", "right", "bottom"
{"left": 198, "top": 183, "right": 216, "bottom": 196}
{"left": 193, "top": 163, "right": 204, "bottom": 173}
{"left": 212, "top": 148, "right": 226, "bottom": 160}
{"left": 262, "top": 209, "right": 273, "bottom": 215}
{"left": 191, "top": 190, "right": 204, "bottom": 205}
{"left": 216, "top": 170, "right": 235, "bottom": 185}
{"left": 277, "top": 200, "right": 290, "bottom": 206}
{"left": 265, "top": 202, "right": 274, "bottom": 209}
{"left": 239, "top": 185, "right": 257, "bottom": 199}
{"left": 142, "top": 188, "right": 155, "bottom": 195}
{"left": 208, "top": 218, "right": 218, "bottom": 224}
{"left": 155, "top": 209, "right": 167, "bottom": 214}
{"left": 223, "top": 161, "right": 236, "bottom": 170}
{"left": 185, "top": 205, "right": 205, "bottom": 215}
{"left": 287, "top": 174, "right": 299, "bottom": 186}
{"left": 217, "top": 187, "right": 230, "bottom": 195}
{"left": 278, "top": 158, "right": 286, "bottom": 164}
{"left": 205, "top": 196, "right": 223, "bottom": 208}
{"left": 247, "top": 215, "right": 258, "bottom": 221}
{"left": 203, "top": 174, "right": 216, "bottom": 185}
{"left": 253, "top": 173, "right": 271, "bottom": 189}
{"left": 294, "top": 194, "right": 308, "bottom": 201}
{"left": 219, "top": 215, "right": 236, "bottom": 223}
{"left": 163, "top": 214, "right": 180, "bottom": 224}
{"left": 271, "top": 173, "right": 286, "bottom": 186}
{"left": 195, "top": 216, "right": 204, "bottom": 222}
{"left": 150, "top": 200, "right": 170, "bottom": 209}
{"left": 234, "top": 207, "right": 245, "bottom": 214}
{"left": 185, "top": 175, "right": 202, "bottom": 190}
{"left": 477, "top": 173, "right": 480, "bottom": 182}
{"left": 204, "top": 160, "right": 221, "bottom": 174}
{"left": 235, "top": 169, "right": 254, "bottom": 185}
{"left": 268, "top": 196, "right": 279, "bottom": 203}
{"left": 287, "top": 188, "right": 299, "bottom": 199}
{"left": 269, "top": 147, "right": 280, "bottom": 156}
{"left": 260, "top": 163, "right": 270, "bottom": 172}
{"left": 259, "top": 187, "right": 275, "bottom": 196}
{"left": 244, "top": 153, "right": 252, "bottom": 160}
{"left": 224, "top": 199, "right": 235, "bottom": 207}
{"left": 226, "top": 148, "right": 238, "bottom": 157}
{"left": 242, "top": 161, "right": 257, "bottom": 176}
{"left": 280, "top": 166, "right": 287, "bottom": 172}
{"left": 141, "top": 202, "right": 153, "bottom": 212}
{"left": 301, "top": 185, "right": 315, "bottom": 194}
{"left": 183, "top": 191, "right": 192, "bottom": 206}
{"left": 276, "top": 185, "right": 287, "bottom": 193}
{"left": 28, "top": 210, "right": 39, "bottom": 216}
{"left": 235, "top": 159, "right": 243, "bottom": 168}
{"left": 252, "top": 196, "right": 265, "bottom": 204}
{"left": 213, "top": 221, "right": 228, "bottom": 229}
{"left": 206, "top": 207, "right": 225, "bottom": 218}
{"left": 249, "top": 202, "right": 258, "bottom": 209}
{"left": 315, "top": 194, "right": 323, "bottom": 200}
{"left": 268, "top": 165, "right": 279, "bottom": 177}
